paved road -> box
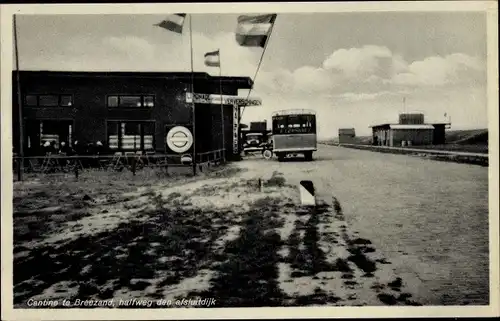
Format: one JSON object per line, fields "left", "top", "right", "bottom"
{"left": 339, "top": 143, "right": 489, "bottom": 157}
{"left": 237, "top": 144, "right": 489, "bottom": 305}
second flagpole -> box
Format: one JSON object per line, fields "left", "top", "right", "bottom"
{"left": 189, "top": 14, "right": 197, "bottom": 175}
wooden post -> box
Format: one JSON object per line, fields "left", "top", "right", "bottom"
{"left": 131, "top": 156, "right": 136, "bottom": 176}
{"left": 189, "top": 15, "right": 197, "bottom": 176}
{"left": 74, "top": 161, "right": 79, "bottom": 179}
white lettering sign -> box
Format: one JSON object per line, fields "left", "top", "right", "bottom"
{"left": 186, "top": 93, "right": 261, "bottom": 107}
{"left": 233, "top": 105, "right": 239, "bottom": 154}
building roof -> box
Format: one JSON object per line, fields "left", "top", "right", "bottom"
{"left": 370, "top": 123, "right": 450, "bottom": 129}
{"left": 14, "top": 70, "right": 253, "bottom": 89}
{"left": 389, "top": 124, "right": 435, "bottom": 129}
{"left": 272, "top": 109, "right": 316, "bottom": 117}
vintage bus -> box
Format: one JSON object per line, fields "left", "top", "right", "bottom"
{"left": 271, "top": 109, "right": 317, "bottom": 161}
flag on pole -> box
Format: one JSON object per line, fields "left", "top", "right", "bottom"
{"left": 204, "top": 50, "right": 220, "bottom": 67}
{"left": 155, "top": 13, "right": 187, "bottom": 34}
{"left": 235, "top": 14, "right": 277, "bottom": 48}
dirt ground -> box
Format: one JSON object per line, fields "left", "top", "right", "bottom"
{"left": 12, "top": 163, "right": 426, "bottom": 308}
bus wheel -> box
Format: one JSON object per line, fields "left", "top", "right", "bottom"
{"left": 276, "top": 153, "right": 284, "bottom": 162}
{"left": 304, "top": 152, "right": 313, "bottom": 161}
{"left": 263, "top": 149, "right": 273, "bottom": 160}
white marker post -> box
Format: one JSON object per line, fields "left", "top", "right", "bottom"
{"left": 299, "top": 180, "right": 316, "bottom": 206}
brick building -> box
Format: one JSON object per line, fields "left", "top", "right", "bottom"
{"left": 12, "top": 71, "right": 253, "bottom": 159}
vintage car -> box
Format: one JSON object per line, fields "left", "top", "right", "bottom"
{"left": 243, "top": 133, "right": 265, "bottom": 154}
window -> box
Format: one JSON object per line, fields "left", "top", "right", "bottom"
{"left": 144, "top": 96, "right": 155, "bottom": 107}
{"left": 25, "top": 95, "right": 37, "bottom": 106}
{"left": 273, "top": 114, "right": 316, "bottom": 134}
{"left": 120, "top": 96, "right": 142, "bottom": 108}
{"left": 107, "top": 95, "right": 155, "bottom": 108}
{"left": 39, "top": 95, "right": 59, "bottom": 107}
{"left": 24, "top": 94, "right": 73, "bottom": 107}
{"left": 107, "top": 96, "right": 119, "bottom": 107}
{"left": 60, "top": 95, "right": 73, "bottom": 107}
{"left": 142, "top": 122, "right": 155, "bottom": 150}
{"left": 108, "top": 121, "right": 119, "bottom": 149}
{"left": 107, "top": 121, "right": 155, "bottom": 151}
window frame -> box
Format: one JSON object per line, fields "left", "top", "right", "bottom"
{"left": 106, "top": 120, "right": 156, "bottom": 151}
{"left": 106, "top": 94, "right": 156, "bottom": 108}
{"left": 23, "top": 94, "right": 73, "bottom": 107}
{"left": 59, "top": 95, "right": 73, "bottom": 107}
{"left": 24, "top": 94, "right": 38, "bottom": 107}
{"left": 272, "top": 114, "right": 316, "bottom": 135}
{"left": 38, "top": 95, "right": 60, "bottom": 107}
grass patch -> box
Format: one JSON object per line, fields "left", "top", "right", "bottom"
{"left": 286, "top": 205, "right": 352, "bottom": 277}
{"left": 346, "top": 246, "right": 377, "bottom": 275}
{"left": 190, "top": 200, "right": 286, "bottom": 307}
{"left": 264, "top": 171, "right": 286, "bottom": 187}
{"left": 13, "top": 205, "right": 232, "bottom": 306}
{"left": 377, "top": 293, "right": 398, "bottom": 305}
{"left": 14, "top": 209, "right": 92, "bottom": 243}
{"left": 293, "top": 288, "right": 341, "bottom": 306}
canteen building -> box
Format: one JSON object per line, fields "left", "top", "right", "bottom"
{"left": 12, "top": 70, "right": 255, "bottom": 160}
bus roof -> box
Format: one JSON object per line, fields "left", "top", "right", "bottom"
{"left": 272, "top": 109, "right": 316, "bottom": 117}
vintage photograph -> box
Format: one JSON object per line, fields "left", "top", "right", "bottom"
{"left": 1, "top": 1, "right": 498, "bottom": 319}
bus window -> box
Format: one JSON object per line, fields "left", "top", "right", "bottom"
{"left": 273, "top": 114, "right": 316, "bottom": 134}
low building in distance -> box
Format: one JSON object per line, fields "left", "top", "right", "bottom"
{"left": 370, "top": 113, "right": 450, "bottom": 147}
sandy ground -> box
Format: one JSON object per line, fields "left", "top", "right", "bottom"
{"left": 12, "top": 145, "right": 489, "bottom": 307}
{"left": 232, "top": 144, "right": 489, "bottom": 306}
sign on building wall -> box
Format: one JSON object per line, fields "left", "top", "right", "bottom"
{"left": 166, "top": 126, "right": 193, "bottom": 153}
{"left": 186, "top": 93, "right": 261, "bottom": 107}
{"left": 233, "top": 105, "right": 239, "bottom": 154}
{"left": 164, "top": 125, "right": 194, "bottom": 154}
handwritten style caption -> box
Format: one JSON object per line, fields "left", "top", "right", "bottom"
{"left": 26, "top": 297, "right": 217, "bottom": 308}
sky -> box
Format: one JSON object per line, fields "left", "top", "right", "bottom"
{"left": 14, "top": 11, "right": 488, "bottom": 138}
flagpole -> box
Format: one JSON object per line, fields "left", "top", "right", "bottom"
{"left": 14, "top": 14, "right": 24, "bottom": 181}
{"left": 189, "top": 14, "right": 197, "bottom": 175}
{"left": 241, "top": 14, "right": 277, "bottom": 120}
{"left": 218, "top": 49, "right": 225, "bottom": 162}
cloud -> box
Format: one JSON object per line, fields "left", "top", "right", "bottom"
{"left": 19, "top": 34, "right": 487, "bottom": 137}
{"left": 323, "top": 45, "right": 397, "bottom": 79}
{"left": 245, "top": 45, "right": 485, "bottom": 111}
{"left": 392, "top": 53, "right": 485, "bottom": 86}
{"left": 22, "top": 33, "right": 484, "bottom": 93}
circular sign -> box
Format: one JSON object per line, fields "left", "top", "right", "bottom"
{"left": 166, "top": 126, "right": 193, "bottom": 153}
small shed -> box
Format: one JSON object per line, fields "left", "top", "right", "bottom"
{"left": 370, "top": 123, "right": 435, "bottom": 147}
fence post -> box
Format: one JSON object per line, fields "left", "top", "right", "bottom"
{"left": 74, "top": 161, "right": 79, "bottom": 179}
{"left": 131, "top": 156, "right": 136, "bottom": 176}
{"left": 16, "top": 157, "right": 22, "bottom": 181}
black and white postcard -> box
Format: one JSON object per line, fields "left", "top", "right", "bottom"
{"left": 1, "top": 1, "right": 498, "bottom": 320}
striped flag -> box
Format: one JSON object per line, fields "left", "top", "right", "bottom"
{"left": 155, "top": 13, "right": 187, "bottom": 34}
{"left": 235, "top": 13, "right": 277, "bottom": 48}
{"left": 204, "top": 50, "right": 220, "bottom": 67}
